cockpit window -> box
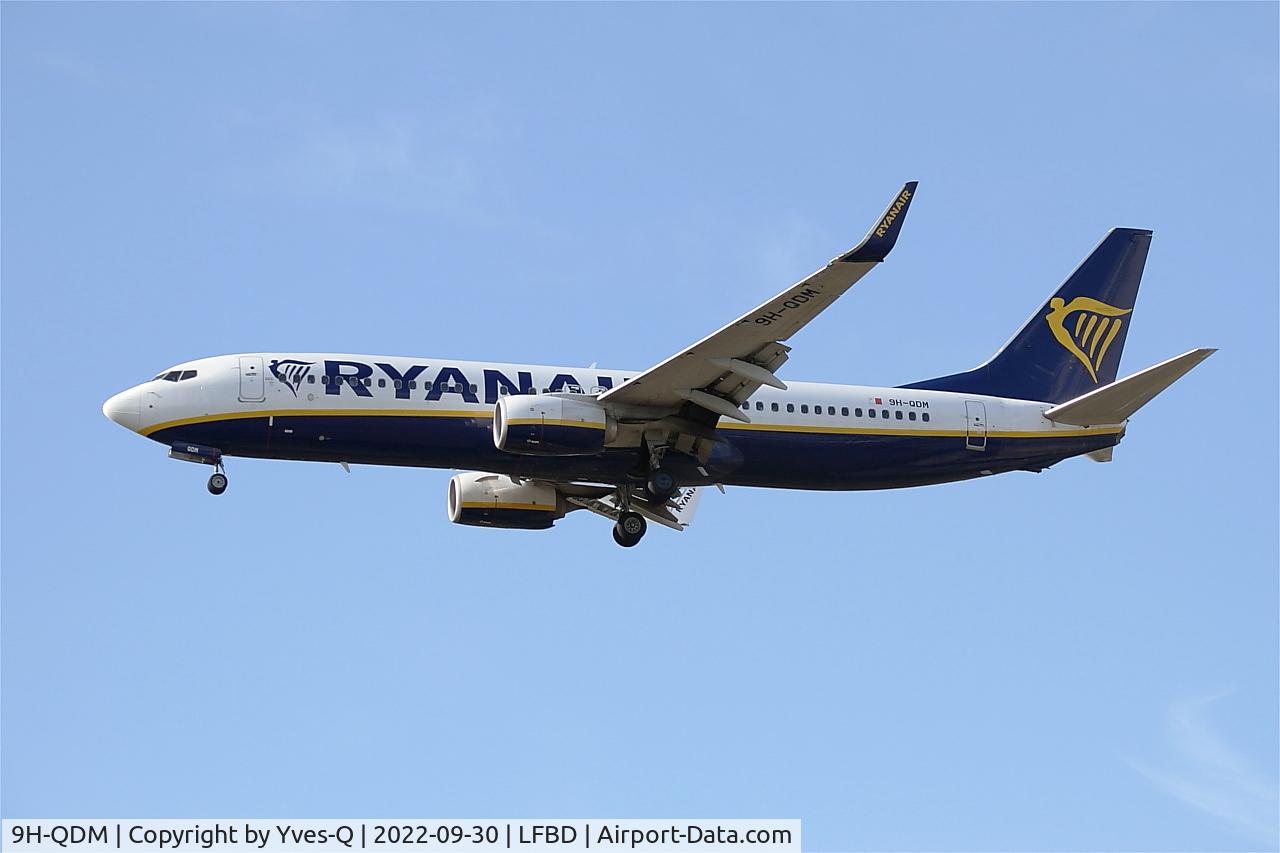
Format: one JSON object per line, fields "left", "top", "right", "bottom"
{"left": 154, "top": 369, "right": 198, "bottom": 382}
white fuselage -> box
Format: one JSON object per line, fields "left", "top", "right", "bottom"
{"left": 103, "top": 352, "right": 1123, "bottom": 492}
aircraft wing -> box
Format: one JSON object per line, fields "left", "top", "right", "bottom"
{"left": 598, "top": 181, "right": 918, "bottom": 420}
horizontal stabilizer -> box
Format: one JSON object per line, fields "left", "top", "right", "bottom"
{"left": 1044, "top": 348, "right": 1216, "bottom": 426}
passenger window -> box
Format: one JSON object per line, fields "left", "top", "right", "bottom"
{"left": 855, "top": 408, "right": 863, "bottom": 417}
{"left": 786, "top": 404, "right": 795, "bottom": 413}
{"left": 841, "top": 407, "right": 849, "bottom": 416}
{"left": 363, "top": 378, "right": 371, "bottom": 386}
{"left": 742, "top": 403, "right": 749, "bottom": 410}
{"left": 410, "top": 380, "right": 417, "bottom": 389}
{"left": 909, "top": 411, "right": 917, "bottom": 421}
{"left": 895, "top": 410, "right": 903, "bottom": 420}
{"left": 922, "top": 412, "right": 930, "bottom": 422}
{"left": 868, "top": 409, "right": 876, "bottom": 418}
{"left": 394, "top": 379, "right": 403, "bottom": 389}
{"left": 307, "top": 375, "right": 315, "bottom": 384}
{"left": 882, "top": 409, "right": 889, "bottom": 418}
{"left": 801, "top": 404, "right": 809, "bottom": 414}
{"left": 828, "top": 406, "right": 835, "bottom": 415}
{"left": 771, "top": 403, "right": 779, "bottom": 412}
{"left": 756, "top": 402, "right": 763, "bottom": 410}
{"left": 378, "top": 378, "right": 386, "bottom": 388}
{"left": 470, "top": 384, "right": 478, "bottom": 394}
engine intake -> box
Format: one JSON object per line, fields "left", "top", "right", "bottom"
{"left": 493, "top": 394, "right": 616, "bottom": 456}
{"left": 447, "top": 472, "right": 563, "bottom": 530}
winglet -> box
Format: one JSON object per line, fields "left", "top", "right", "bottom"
{"left": 839, "top": 181, "right": 919, "bottom": 263}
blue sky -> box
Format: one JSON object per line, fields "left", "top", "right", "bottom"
{"left": 2, "top": 3, "right": 1277, "bottom": 850}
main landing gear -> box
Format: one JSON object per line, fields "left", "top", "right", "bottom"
{"left": 612, "top": 511, "right": 647, "bottom": 548}
{"left": 645, "top": 467, "right": 677, "bottom": 502}
{"left": 609, "top": 443, "right": 676, "bottom": 546}
{"left": 207, "top": 464, "right": 228, "bottom": 496}
{"left": 643, "top": 442, "right": 679, "bottom": 502}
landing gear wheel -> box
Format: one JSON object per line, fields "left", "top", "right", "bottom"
{"left": 645, "top": 468, "right": 677, "bottom": 501}
{"left": 207, "top": 472, "right": 228, "bottom": 495}
{"left": 612, "top": 511, "right": 647, "bottom": 547}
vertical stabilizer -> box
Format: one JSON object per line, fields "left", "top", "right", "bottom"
{"left": 902, "top": 228, "right": 1152, "bottom": 403}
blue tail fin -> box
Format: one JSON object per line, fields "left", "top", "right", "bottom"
{"left": 902, "top": 228, "right": 1152, "bottom": 403}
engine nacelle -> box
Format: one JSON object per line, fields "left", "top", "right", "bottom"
{"left": 493, "top": 394, "right": 616, "bottom": 456}
{"left": 447, "top": 472, "right": 563, "bottom": 530}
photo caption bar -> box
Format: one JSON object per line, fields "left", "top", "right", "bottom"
{"left": 3, "top": 821, "right": 799, "bottom": 853}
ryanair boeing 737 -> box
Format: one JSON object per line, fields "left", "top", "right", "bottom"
{"left": 102, "top": 183, "right": 1214, "bottom": 546}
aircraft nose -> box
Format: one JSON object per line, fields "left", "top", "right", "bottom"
{"left": 102, "top": 386, "right": 141, "bottom": 432}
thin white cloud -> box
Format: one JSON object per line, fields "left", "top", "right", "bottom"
{"left": 36, "top": 49, "right": 103, "bottom": 88}
{"left": 755, "top": 213, "right": 831, "bottom": 287}
{"left": 278, "top": 120, "right": 478, "bottom": 216}
{"left": 1130, "top": 691, "right": 1279, "bottom": 847}
{"left": 216, "top": 102, "right": 513, "bottom": 224}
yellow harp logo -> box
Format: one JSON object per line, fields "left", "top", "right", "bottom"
{"left": 1045, "top": 296, "right": 1132, "bottom": 382}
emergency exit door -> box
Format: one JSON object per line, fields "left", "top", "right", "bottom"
{"left": 239, "top": 356, "right": 266, "bottom": 402}
{"left": 965, "top": 400, "right": 987, "bottom": 451}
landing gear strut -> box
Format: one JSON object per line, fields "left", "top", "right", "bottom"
{"left": 207, "top": 465, "right": 228, "bottom": 496}
{"left": 612, "top": 511, "right": 647, "bottom": 547}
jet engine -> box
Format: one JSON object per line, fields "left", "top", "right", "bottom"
{"left": 492, "top": 394, "right": 617, "bottom": 456}
{"left": 446, "top": 472, "right": 564, "bottom": 530}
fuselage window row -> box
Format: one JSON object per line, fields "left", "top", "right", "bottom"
{"left": 739, "top": 400, "right": 929, "bottom": 423}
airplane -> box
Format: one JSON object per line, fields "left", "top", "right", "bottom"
{"left": 102, "top": 182, "right": 1215, "bottom": 547}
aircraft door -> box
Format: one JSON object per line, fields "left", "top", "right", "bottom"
{"left": 965, "top": 400, "right": 987, "bottom": 451}
{"left": 239, "top": 356, "right": 266, "bottom": 402}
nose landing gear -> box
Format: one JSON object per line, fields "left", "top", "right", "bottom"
{"left": 207, "top": 465, "right": 228, "bottom": 496}
{"left": 168, "top": 441, "right": 228, "bottom": 495}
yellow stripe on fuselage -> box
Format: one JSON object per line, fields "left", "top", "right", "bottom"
{"left": 142, "top": 407, "right": 1122, "bottom": 441}
{"left": 716, "top": 422, "right": 1121, "bottom": 439}
{"left": 140, "top": 408, "right": 492, "bottom": 436}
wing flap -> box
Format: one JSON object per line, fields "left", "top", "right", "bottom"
{"left": 567, "top": 486, "right": 703, "bottom": 531}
